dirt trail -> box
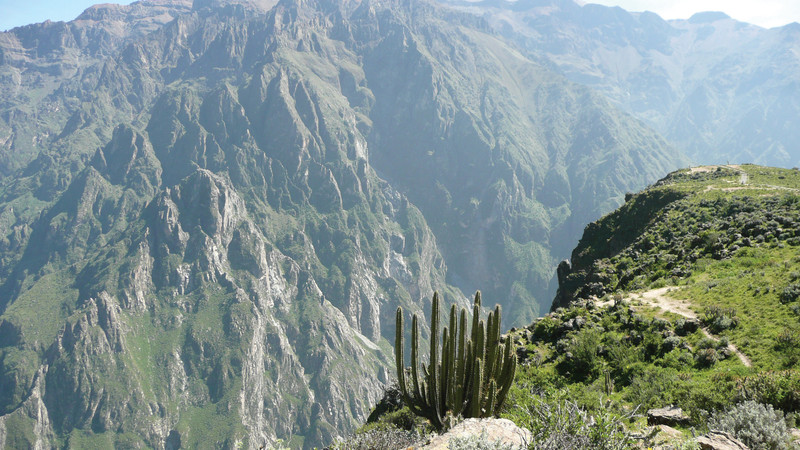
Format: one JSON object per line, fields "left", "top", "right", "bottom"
{"left": 599, "top": 287, "right": 753, "bottom": 367}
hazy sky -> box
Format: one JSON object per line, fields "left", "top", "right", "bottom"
{"left": 0, "top": 0, "right": 135, "bottom": 32}
{"left": 587, "top": 0, "right": 800, "bottom": 28}
{"left": 1, "top": 0, "right": 800, "bottom": 32}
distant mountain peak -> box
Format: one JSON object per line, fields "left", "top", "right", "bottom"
{"left": 687, "top": 11, "right": 731, "bottom": 24}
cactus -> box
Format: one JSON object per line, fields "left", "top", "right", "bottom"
{"left": 394, "top": 291, "right": 517, "bottom": 430}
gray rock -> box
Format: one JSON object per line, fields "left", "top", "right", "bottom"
{"left": 696, "top": 431, "right": 749, "bottom": 449}
{"left": 647, "top": 406, "right": 690, "bottom": 426}
{"left": 421, "top": 418, "right": 532, "bottom": 450}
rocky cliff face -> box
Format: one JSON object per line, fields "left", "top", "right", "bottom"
{"left": 0, "top": 0, "right": 684, "bottom": 447}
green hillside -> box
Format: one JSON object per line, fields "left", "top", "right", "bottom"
{"left": 363, "top": 165, "right": 800, "bottom": 449}
{"left": 513, "top": 164, "right": 800, "bottom": 447}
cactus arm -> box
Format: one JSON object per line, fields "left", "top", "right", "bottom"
{"left": 463, "top": 340, "right": 473, "bottom": 405}
{"left": 441, "top": 326, "right": 450, "bottom": 410}
{"left": 428, "top": 293, "right": 442, "bottom": 428}
{"left": 476, "top": 319, "right": 486, "bottom": 366}
{"left": 471, "top": 292, "right": 481, "bottom": 344}
{"left": 395, "top": 307, "right": 408, "bottom": 399}
{"left": 447, "top": 305, "right": 457, "bottom": 410}
{"left": 495, "top": 342, "right": 517, "bottom": 412}
{"left": 484, "top": 311, "right": 498, "bottom": 382}
{"left": 410, "top": 314, "right": 423, "bottom": 402}
{"left": 484, "top": 379, "right": 497, "bottom": 417}
{"left": 469, "top": 357, "right": 484, "bottom": 417}
{"left": 453, "top": 308, "right": 467, "bottom": 416}
{"left": 495, "top": 354, "right": 516, "bottom": 411}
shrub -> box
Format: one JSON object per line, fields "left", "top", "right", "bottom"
{"left": 662, "top": 335, "right": 682, "bottom": 352}
{"left": 780, "top": 284, "right": 800, "bottom": 304}
{"left": 560, "top": 328, "right": 602, "bottom": 380}
{"left": 606, "top": 340, "right": 643, "bottom": 384}
{"left": 683, "top": 373, "right": 739, "bottom": 420}
{"left": 708, "top": 401, "right": 792, "bottom": 450}
{"left": 696, "top": 337, "right": 718, "bottom": 350}
{"left": 675, "top": 318, "right": 699, "bottom": 336}
{"left": 367, "top": 384, "right": 404, "bottom": 424}
{"left": 641, "top": 330, "right": 665, "bottom": 360}
{"left": 702, "top": 306, "right": 739, "bottom": 333}
{"left": 329, "top": 426, "right": 425, "bottom": 450}
{"left": 736, "top": 371, "right": 800, "bottom": 412}
{"left": 776, "top": 329, "right": 799, "bottom": 349}
{"left": 514, "top": 391, "right": 634, "bottom": 450}
{"left": 695, "top": 348, "right": 719, "bottom": 368}
{"left": 533, "top": 316, "right": 560, "bottom": 340}
{"left": 624, "top": 367, "right": 679, "bottom": 411}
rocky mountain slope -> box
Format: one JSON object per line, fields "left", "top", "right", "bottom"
{"left": 0, "top": 0, "right": 684, "bottom": 447}
{"left": 443, "top": 0, "right": 800, "bottom": 168}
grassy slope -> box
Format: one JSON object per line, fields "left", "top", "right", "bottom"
{"left": 502, "top": 164, "right": 800, "bottom": 443}
{"left": 358, "top": 165, "right": 800, "bottom": 448}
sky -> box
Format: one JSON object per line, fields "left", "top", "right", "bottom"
{"left": 1, "top": 0, "right": 800, "bottom": 31}
{"left": 587, "top": 0, "right": 800, "bottom": 28}
{"left": 0, "top": 0, "right": 135, "bottom": 32}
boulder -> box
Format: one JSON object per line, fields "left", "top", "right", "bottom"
{"left": 696, "top": 431, "right": 749, "bottom": 450}
{"left": 420, "top": 418, "right": 532, "bottom": 449}
{"left": 647, "top": 406, "right": 690, "bottom": 426}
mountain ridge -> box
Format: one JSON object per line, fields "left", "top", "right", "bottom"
{"left": 442, "top": 0, "right": 800, "bottom": 168}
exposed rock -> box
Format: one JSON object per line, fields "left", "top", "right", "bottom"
{"left": 421, "top": 418, "right": 532, "bottom": 449}
{"left": 654, "top": 424, "right": 684, "bottom": 444}
{"left": 558, "top": 316, "right": 586, "bottom": 333}
{"left": 552, "top": 259, "right": 574, "bottom": 309}
{"left": 647, "top": 406, "right": 690, "bottom": 427}
{"left": 0, "top": 366, "right": 55, "bottom": 450}
{"left": 696, "top": 431, "right": 749, "bottom": 450}
{"left": 790, "top": 428, "right": 800, "bottom": 445}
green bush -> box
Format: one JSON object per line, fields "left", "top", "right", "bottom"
{"left": 514, "top": 391, "right": 634, "bottom": 450}
{"left": 736, "top": 371, "right": 800, "bottom": 412}
{"left": 708, "top": 401, "right": 792, "bottom": 450}
{"left": 533, "top": 316, "right": 560, "bottom": 340}
{"left": 624, "top": 368, "right": 679, "bottom": 411}
{"left": 559, "top": 328, "right": 602, "bottom": 380}
{"left": 662, "top": 335, "right": 683, "bottom": 352}
{"left": 695, "top": 348, "right": 719, "bottom": 368}
{"left": 329, "top": 426, "right": 425, "bottom": 450}
{"left": 780, "top": 284, "right": 800, "bottom": 304}
{"left": 683, "top": 373, "right": 738, "bottom": 420}
{"left": 702, "top": 306, "right": 739, "bottom": 333}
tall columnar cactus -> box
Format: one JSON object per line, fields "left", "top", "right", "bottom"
{"left": 394, "top": 291, "right": 517, "bottom": 429}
